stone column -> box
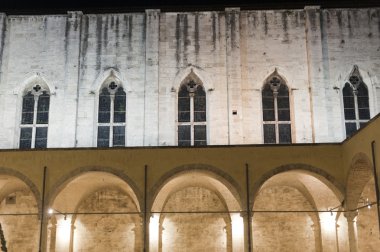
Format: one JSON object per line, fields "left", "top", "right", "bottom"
{"left": 54, "top": 215, "right": 73, "bottom": 252}
{"left": 144, "top": 9, "right": 160, "bottom": 146}
{"left": 231, "top": 213, "right": 245, "bottom": 251}
{"left": 345, "top": 212, "right": 359, "bottom": 252}
{"left": 148, "top": 214, "right": 160, "bottom": 252}
{"left": 225, "top": 8, "right": 243, "bottom": 145}
{"left": 319, "top": 212, "right": 338, "bottom": 251}
{"left": 311, "top": 223, "right": 323, "bottom": 252}
{"left": 48, "top": 217, "right": 57, "bottom": 252}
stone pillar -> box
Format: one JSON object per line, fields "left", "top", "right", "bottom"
{"left": 311, "top": 223, "right": 323, "bottom": 252}
{"left": 148, "top": 214, "right": 160, "bottom": 252}
{"left": 48, "top": 217, "right": 57, "bottom": 252}
{"left": 144, "top": 9, "right": 160, "bottom": 146}
{"left": 345, "top": 212, "right": 359, "bottom": 252}
{"left": 319, "top": 212, "right": 338, "bottom": 251}
{"left": 231, "top": 213, "right": 245, "bottom": 251}
{"left": 304, "top": 6, "right": 343, "bottom": 142}
{"left": 225, "top": 8, "right": 243, "bottom": 145}
{"left": 54, "top": 215, "right": 73, "bottom": 252}
{"left": 133, "top": 216, "right": 143, "bottom": 252}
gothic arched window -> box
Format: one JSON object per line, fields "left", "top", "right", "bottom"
{"left": 343, "top": 66, "right": 370, "bottom": 138}
{"left": 97, "top": 81, "right": 126, "bottom": 147}
{"left": 178, "top": 81, "right": 207, "bottom": 146}
{"left": 262, "top": 73, "right": 291, "bottom": 144}
{"left": 20, "top": 84, "right": 50, "bottom": 149}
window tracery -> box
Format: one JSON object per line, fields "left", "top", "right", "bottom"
{"left": 20, "top": 84, "right": 50, "bottom": 149}
{"left": 262, "top": 72, "right": 291, "bottom": 144}
{"left": 343, "top": 65, "right": 370, "bottom": 138}
{"left": 97, "top": 80, "right": 126, "bottom": 147}
{"left": 178, "top": 80, "right": 207, "bottom": 146}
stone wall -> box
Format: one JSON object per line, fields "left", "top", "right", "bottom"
{"left": 161, "top": 187, "right": 229, "bottom": 252}
{"left": 252, "top": 186, "right": 318, "bottom": 251}
{"left": 357, "top": 178, "right": 380, "bottom": 252}
{"left": 0, "top": 7, "right": 378, "bottom": 149}
{"left": 71, "top": 189, "right": 142, "bottom": 252}
{"left": 0, "top": 190, "right": 39, "bottom": 252}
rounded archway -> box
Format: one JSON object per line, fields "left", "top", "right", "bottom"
{"left": 0, "top": 171, "right": 40, "bottom": 252}
{"left": 150, "top": 166, "right": 243, "bottom": 252}
{"left": 345, "top": 153, "right": 380, "bottom": 251}
{"left": 252, "top": 168, "right": 344, "bottom": 252}
{"left": 47, "top": 170, "right": 142, "bottom": 252}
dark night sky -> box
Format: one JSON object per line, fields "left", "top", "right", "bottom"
{"left": 1, "top": 0, "right": 379, "bottom": 14}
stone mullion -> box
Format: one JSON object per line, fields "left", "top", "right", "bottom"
{"left": 109, "top": 95, "right": 115, "bottom": 147}
{"left": 31, "top": 95, "right": 39, "bottom": 148}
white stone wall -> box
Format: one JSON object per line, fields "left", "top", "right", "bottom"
{"left": 0, "top": 7, "right": 379, "bottom": 149}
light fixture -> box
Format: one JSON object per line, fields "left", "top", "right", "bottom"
{"left": 48, "top": 208, "right": 67, "bottom": 220}
{"left": 358, "top": 197, "right": 372, "bottom": 210}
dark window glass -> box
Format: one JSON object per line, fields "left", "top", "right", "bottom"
{"left": 277, "top": 97, "right": 289, "bottom": 109}
{"left": 278, "top": 84, "right": 289, "bottom": 96}
{"left": 262, "top": 85, "right": 275, "bottom": 121}
{"left": 178, "top": 85, "right": 190, "bottom": 122}
{"left": 97, "top": 126, "right": 110, "bottom": 147}
{"left": 278, "top": 109, "right": 290, "bottom": 121}
{"left": 359, "top": 122, "right": 367, "bottom": 128}
{"left": 98, "top": 88, "right": 111, "bottom": 123}
{"left": 21, "top": 92, "right": 34, "bottom": 125}
{"left": 279, "top": 124, "right": 291, "bottom": 143}
{"left": 345, "top": 123, "right": 357, "bottom": 138}
{"left": 194, "top": 86, "right": 206, "bottom": 122}
{"left": 358, "top": 109, "right": 370, "bottom": 120}
{"left": 194, "top": 125, "right": 207, "bottom": 146}
{"left": 357, "top": 83, "right": 370, "bottom": 120}
{"left": 19, "top": 128, "right": 32, "bottom": 149}
{"left": 178, "top": 125, "right": 191, "bottom": 146}
{"left": 263, "top": 124, "right": 276, "bottom": 144}
{"left": 37, "top": 92, "right": 50, "bottom": 124}
{"left": 277, "top": 85, "right": 290, "bottom": 121}
{"left": 263, "top": 109, "right": 275, "bottom": 121}
{"left": 114, "top": 87, "right": 126, "bottom": 123}
{"left": 357, "top": 83, "right": 368, "bottom": 96}
{"left": 344, "top": 109, "right": 356, "bottom": 120}
{"left": 113, "top": 126, "right": 125, "bottom": 147}
{"left": 35, "top": 127, "right": 48, "bottom": 148}
{"left": 343, "top": 84, "right": 356, "bottom": 120}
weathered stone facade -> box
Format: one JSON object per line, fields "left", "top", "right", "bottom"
{"left": 0, "top": 5, "right": 379, "bottom": 252}
{"left": 0, "top": 7, "right": 379, "bottom": 148}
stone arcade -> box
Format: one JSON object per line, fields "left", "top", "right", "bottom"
{"left": 0, "top": 5, "right": 379, "bottom": 252}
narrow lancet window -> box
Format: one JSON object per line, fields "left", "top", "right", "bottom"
{"left": 343, "top": 66, "right": 370, "bottom": 138}
{"left": 178, "top": 80, "right": 207, "bottom": 146}
{"left": 262, "top": 72, "right": 291, "bottom": 144}
{"left": 97, "top": 81, "right": 126, "bottom": 147}
{"left": 20, "top": 84, "right": 50, "bottom": 149}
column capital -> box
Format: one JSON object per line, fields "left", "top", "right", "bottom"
{"left": 344, "top": 211, "right": 358, "bottom": 221}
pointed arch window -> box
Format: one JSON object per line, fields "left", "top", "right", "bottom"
{"left": 20, "top": 84, "right": 50, "bottom": 149}
{"left": 97, "top": 81, "right": 126, "bottom": 147}
{"left": 343, "top": 66, "right": 370, "bottom": 138}
{"left": 178, "top": 80, "right": 207, "bottom": 146}
{"left": 262, "top": 74, "right": 291, "bottom": 144}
